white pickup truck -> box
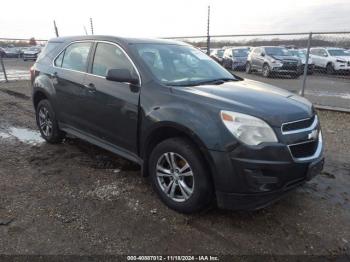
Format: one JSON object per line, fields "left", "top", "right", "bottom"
{"left": 310, "top": 47, "right": 350, "bottom": 74}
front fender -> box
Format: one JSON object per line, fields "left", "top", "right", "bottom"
{"left": 141, "top": 101, "right": 230, "bottom": 151}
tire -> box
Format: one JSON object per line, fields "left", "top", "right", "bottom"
{"left": 148, "top": 137, "right": 213, "bottom": 213}
{"left": 36, "top": 99, "right": 65, "bottom": 143}
{"left": 290, "top": 73, "right": 300, "bottom": 79}
{"left": 262, "top": 64, "right": 271, "bottom": 77}
{"left": 246, "top": 62, "right": 252, "bottom": 74}
{"left": 326, "top": 63, "right": 335, "bottom": 75}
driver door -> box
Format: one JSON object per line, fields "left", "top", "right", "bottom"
{"left": 82, "top": 42, "right": 141, "bottom": 153}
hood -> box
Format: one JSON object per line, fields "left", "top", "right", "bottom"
{"left": 24, "top": 51, "right": 40, "bottom": 55}
{"left": 271, "top": 55, "right": 299, "bottom": 62}
{"left": 174, "top": 79, "right": 313, "bottom": 127}
{"left": 334, "top": 56, "right": 350, "bottom": 61}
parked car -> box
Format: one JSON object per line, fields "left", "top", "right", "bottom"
{"left": 310, "top": 47, "right": 350, "bottom": 74}
{"left": 222, "top": 47, "right": 250, "bottom": 71}
{"left": 31, "top": 36, "right": 323, "bottom": 213}
{"left": 23, "top": 46, "right": 42, "bottom": 61}
{"left": 210, "top": 49, "right": 224, "bottom": 64}
{"left": 289, "top": 49, "right": 314, "bottom": 75}
{"left": 3, "top": 47, "right": 20, "bottom": 58}
{"left": 246, "top": 46, "right": 301, "bottom": 78}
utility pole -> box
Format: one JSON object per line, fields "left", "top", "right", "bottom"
{"left": 53, "top": 20, "right": 59, "bottom": 37}
{"left": 206, "top": 5, "right": 211, "bottom": 55}
{"left": 90, "top": 18, "right": 94, "bottom": 35}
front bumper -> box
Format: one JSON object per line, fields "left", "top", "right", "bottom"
{"left": 334, "top": 62, "right": 350, "bottom": 71}
{"left": 209, "top": 132, "right": 324, "bottom": 210}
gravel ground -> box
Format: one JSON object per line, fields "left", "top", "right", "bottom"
{"left": 0, "top": 80, "right": 349, "bottom": 257}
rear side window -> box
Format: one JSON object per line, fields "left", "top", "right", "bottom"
{"left": 58, "top": 42, "right": 92, "bottom": 72}
{"left": 92, "top": 42, "right": 136, "bottom": 77}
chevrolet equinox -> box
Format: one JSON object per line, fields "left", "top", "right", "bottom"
{"left": 31, "top": 36, "right": 324, "bottom": 213}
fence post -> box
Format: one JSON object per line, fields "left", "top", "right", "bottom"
{"left": 301, "top": 32, "right": 312, "bottom": 97}
{"left": 206, "top": 5, "right": 211, "bottom": 55}
{"left": 0, "top": 55, "right": 8, "bottom": 82}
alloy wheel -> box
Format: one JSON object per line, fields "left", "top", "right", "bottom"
{"left": 156, "top": 152, "right": 194, "bottom": 202}
{"left": 38, "top": 106, "right": 53, "bottom": 137}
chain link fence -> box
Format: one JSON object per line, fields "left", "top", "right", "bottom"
{"left": 1, "top": 33, "right": 349, "bottom": 110}
{"left": 0, "top": 38, "right": 47, "bottom": 82}
{"left": 166, "top": 32, "right": 350, "bottom": 111}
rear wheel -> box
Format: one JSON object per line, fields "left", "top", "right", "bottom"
{"left": 36, "top": 99, "right": 65, "bottom": 143}
{"left": 149, "top": 137, "right": 213, "bottom": 213}
{"left": 262, "top": 64, "right": 271, "bottom": 77}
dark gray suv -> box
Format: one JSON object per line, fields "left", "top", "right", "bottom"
{"left": 246, "top": 46, "right": 301, "bottom": 78}
{"left": 31, "top": 36, "right": 324, "bottom": 213}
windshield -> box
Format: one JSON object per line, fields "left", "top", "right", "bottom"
{"left": 328, "top": 49, "right": 350, "bottom": 56}
{"left": 265, "top": 47, "right": 291, "bottom": 56}
{"left": 289, "top": 50, "right": 306, "bottom": 58}
{"left": 233, "top": 48, "right": 249, "bottom": 57}
{"left": 134, "top": 44, "right": 235, "bottom": 86}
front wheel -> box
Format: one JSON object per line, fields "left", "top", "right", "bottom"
{"left": 262, "top": 64, "right": 271, "bottom": 77}
{"left": 326, "top": 63, "right": 335, "bottom": 75}
{"left": 149, "top": 137, "right": 213, "bottom": 213}
{"left": 36, "top": 99, "right": 65, "bottom": 143}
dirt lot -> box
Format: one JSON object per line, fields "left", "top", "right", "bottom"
{"left": 0, "top": 80, "right": 349, "bottom": 257}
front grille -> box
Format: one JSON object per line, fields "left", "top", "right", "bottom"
{"left": 281, "top": 61, "right": 298, "bottom": 70}
{"left": 289, "top": 140, "right": 318, "bottom": 159}
{"left": 282, "top": 115, "right": 316, "bottom": 133}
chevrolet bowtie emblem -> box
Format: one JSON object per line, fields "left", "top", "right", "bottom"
{"left": 308, "top": 129, "right": 319, "bottom": 140}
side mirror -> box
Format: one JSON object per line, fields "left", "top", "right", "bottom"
{"left": 106, "top": 69, "right": 139, "bottom": 85}
{"left": 261, "top": 53, "right": 265, "bottom": 57}
{"left": 323, "top": 53, "right": 328, "bottom": 57}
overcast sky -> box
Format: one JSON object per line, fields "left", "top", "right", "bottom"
{"left": 0, "top": 0, "right": 349, "bottom": 40}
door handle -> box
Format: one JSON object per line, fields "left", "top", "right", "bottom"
{"left": 84, "top": 83, "right": 96, "bottom": 92}
{"left": 50, "top": 72, "right": 57, "bottom": 77}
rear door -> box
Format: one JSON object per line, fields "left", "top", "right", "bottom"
{"left": 83, "top": 42, "right": 141, "bottom": 153}
{"left": 52, "top": 41, "right": 93, "bottom": 131}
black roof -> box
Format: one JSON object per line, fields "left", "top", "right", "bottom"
{"left": 49, "top": 35, "right": 187, "bottom": 46}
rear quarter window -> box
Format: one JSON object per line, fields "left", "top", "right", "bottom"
{"left": 36, "top": 42, "right": 62, "bottom": 63}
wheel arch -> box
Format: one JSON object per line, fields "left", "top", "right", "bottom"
{"left": 141, "top": 122, "right": 217, "bottom": 189}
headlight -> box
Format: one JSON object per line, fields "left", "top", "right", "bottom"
{"left": 336, "top": 59, "right": 346, "bottom": 63}
{"left": 220, "top": 111, "right": 278, "bottom": 146}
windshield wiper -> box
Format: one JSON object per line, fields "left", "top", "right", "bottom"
{"left": 166, "top": 78, "right": 236, "bottom": 87}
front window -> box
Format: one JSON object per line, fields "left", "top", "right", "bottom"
{"left": 265, "top": 47, "right": 291, "bottom": 56}
{"left": 92, "top": 43, "right": 137, "bottom": 77}
{"left": 232, "top": 48, "right": 249, "bottom": 57}
{"left": 133, "top": 44, "right": 235, "bottom": 86}
{"left": 328, "top": 49, "right": 350, "bottom": 56}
